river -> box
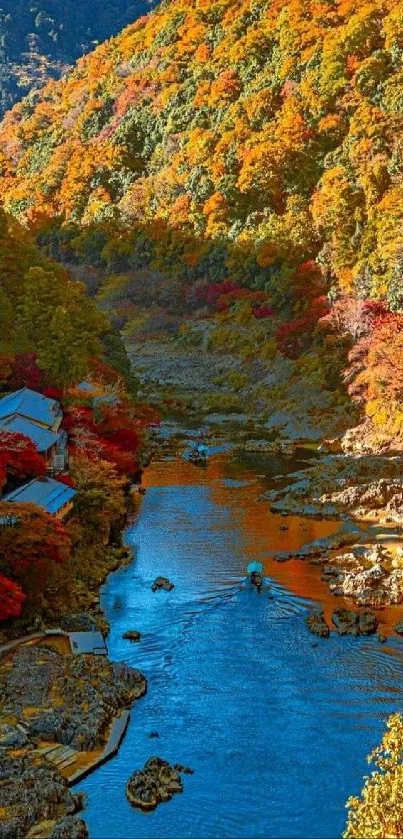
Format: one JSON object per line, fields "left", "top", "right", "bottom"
{"left": 79, "top": 435, "right": 403, "bottom": 838}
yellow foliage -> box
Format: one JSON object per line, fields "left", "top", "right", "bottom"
{"left": 345, "top": 713, "right": 403, "bottom": 839}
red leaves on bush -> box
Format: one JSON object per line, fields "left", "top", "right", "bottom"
{"left": 8, "top": 353, "right": 44, "bottom": 392}
{"left": 42, "top": 386, "right": 64, "bottom": 401}
{"left": 64, "top": 402, "right": 141, "bottom": 477}
{"left": 196, "top": 281, "right": 240, "bottom": 309}
{"left": 0, "top": 431, "right": 46, "bottom": 491}
{"left": 0, "top": 502, "right": 71, "bottom": 579}
{"left": 253, "top": 305, "right": 275, "bottom": 319}
{"left": 0, "top": 573, "right": 25, "bottom": 621}
{"left": 276, "top": 315, "right": 318, "bottom": 359}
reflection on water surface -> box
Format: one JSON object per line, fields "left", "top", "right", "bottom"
{"left": 80, "top": 448, "right": 403, "bottom": 839}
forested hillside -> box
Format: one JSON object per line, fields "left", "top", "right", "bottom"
{"left": 0, "top": 206, "right": 138, "bottom": 390}
{"left": 0, "top": 0, "right": 402, "bottom": 447}
{"left": 0, "top": 0, "right": 157, "bottom": 116}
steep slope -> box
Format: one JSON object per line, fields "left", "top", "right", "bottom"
{"left": 0, "top": 0, "right": 157, "bottom": 116}
{"left": 0, "top": 206, "right": 138, "bottom": 392}
{"left": 0, "top": 0, "right": 402, "bottom": 302}
{"left": 0, "top": 0, "right": 402, "bottom": 446}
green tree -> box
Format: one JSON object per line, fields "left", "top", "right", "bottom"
{"left": 17, "top": 266, "right": 106, "bottom": 387}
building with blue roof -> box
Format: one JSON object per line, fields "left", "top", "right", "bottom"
{"left": 0, "top": 416, "right": 62, "bottom": 453}
{"left": 0, "top": 388, "right": 62, "bottom": 430}
{"left": 3, "top": 477, "right": 76, "bottom": 519}
{"left": 0, "top": 387, "right": 66, "bottom": 472}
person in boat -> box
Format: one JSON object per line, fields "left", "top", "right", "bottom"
{"left": 246, "top": 562, "right": 264, "bottom": 592}
{"left": 190, "top": 438, "right": 208, "bottom": 460}
{"left": 250, "top": 570, "right": 263, "bottom": 592}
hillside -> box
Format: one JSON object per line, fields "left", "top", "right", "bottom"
{"left": 0, "top": 0, "right": 157, "bottom": 116}
{"left": 0, "top": 0, "right": 402, "bottom": 446}
{"left": 0, "top": 206, "right": 139, "bottom": 395}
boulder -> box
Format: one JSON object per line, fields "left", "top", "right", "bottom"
{"left": 173, "top": 763, "right": 194, "bottom": 775}
{"left": 151, "top": 577, "right": 175, "bottom": 592}
{"left": 332, "top": 608, "right": 378, "bottom": 636}
{"left": 47, "top": 817, "right": 89, "bottom": 839}
{"left": 306, "top": 612, "right": 330, "bottom": 639}
{"left": 122, "top": 631, "right": 141, "bottom": 642}
{"left": 0, "top": 725, "right": 28, "bottom": 749}
{"left": 318, "top": 438, "right": 343, "bottom": 454}
{"left": 359, "top": 609, "right": 378, "bottom": 635}
{"left": 126, "top": 757, "right": 184, "bottom": 811}
{"left": 60, "top": 614, "right": 98, "bottom": 633}
{"left": 394, "top": 618, "right": 403, "bottom": 635}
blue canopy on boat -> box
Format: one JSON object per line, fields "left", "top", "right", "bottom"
{"left": 246, "top": 561, "right": 263, "bottom": 574}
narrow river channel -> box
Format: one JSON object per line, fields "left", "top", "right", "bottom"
{"left": 79, "top": 434, "right": 403, "bottom": 838}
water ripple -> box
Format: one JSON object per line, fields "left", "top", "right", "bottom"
{"left": 79, "top": 454, "right": 403, "bottom": 839}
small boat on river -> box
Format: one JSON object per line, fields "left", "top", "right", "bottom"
{"left": 185, "top": 441, "right": 209, "bottom": 466}
{"left": 246, "top": 561, "right": 264, "bottom": 592}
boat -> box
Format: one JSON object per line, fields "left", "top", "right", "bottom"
{"left": 185, "top": 441, "right": 209, "bottom": 466}
{"left": 246, "top": 561, "right": 264, "bottom": 592}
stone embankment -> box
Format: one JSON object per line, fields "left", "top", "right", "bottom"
{"left": 0, "top": 639, "right": 146, "bottom": 838}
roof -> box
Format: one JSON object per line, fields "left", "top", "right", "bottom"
{"left": 76, "top": 380, "right": 97, "bottom": 392}
{"left": 0, "top": 415, "right": 61, "bottom": 452}
{"left": 68, "top": 631, "right": 108, "bottom": 656}
{"left": 0, "top": 388, "right": 61, "bottom": 428}
{"left": 3, "top": 477, "right": 76, "bottom": 514}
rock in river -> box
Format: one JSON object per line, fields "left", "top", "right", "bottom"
{"left": 151, "top": 577, "right": 175, "bottom": 592}
{"left": 126, "top": 757, "right": 184, "bottom": 811}
{"left": 332, "top": 608, "right": 378, "bottom": 636}
{"left": 306, "top": 611, "right": 330, "bottom": 638}
{"left": 122, "top": 630, "right": 141, "bottom": 642}
{"left": 174, "top": 763, "right": 194, "bottom": 775}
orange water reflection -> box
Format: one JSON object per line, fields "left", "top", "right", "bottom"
{"left": 143, "top": 453, "right": 403, "bottom": 634}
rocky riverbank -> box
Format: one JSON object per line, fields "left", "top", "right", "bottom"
{"left": 0, "top": 486, "right": 149, "bottom": 837}
{"left": 130, "top": 339, "right": 353, "bottom": 441}
{"left": 260, "top": 451, "right": 403, "bottom": 610}
{"left": 0, "top": 643, "right": 146, "bottom": 838}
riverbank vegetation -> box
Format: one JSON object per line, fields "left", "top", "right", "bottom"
{"left": 0, "top": 208, "right": 157, "bottom": 634}
{"left": 1, "top": 1, "right": 403, "bottom": 834}
{"left": 345, "top": 713, "right": 403, "bottom": 838}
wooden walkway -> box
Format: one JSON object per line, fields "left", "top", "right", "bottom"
{"left": 36, "top": 742, "right": 80, "bottom": 771}
{"left": 1, "top": 624, "right": 126, "bottom": 786}
{"left": 35, "top": 710, "right": 131, "bottom": 787}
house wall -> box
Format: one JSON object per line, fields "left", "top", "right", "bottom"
{"left": 56, "top": 500, "right": 74, "bottom": 520}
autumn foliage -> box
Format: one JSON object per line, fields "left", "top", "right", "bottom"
{"left": 0, "top": 0, "right": 402, "bottom": 445}
{"left": 0, "top": 573, "right": 25, "bottom": 621}
{"left": 0, "top": 431, "right": 46, "bottom": 492}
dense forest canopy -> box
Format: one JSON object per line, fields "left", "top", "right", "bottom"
{"left": 0, "top": 0, "right": 401, "bottom": 305}
{"left": 0, "top": 0, "right": 402, "bottom": 445}
{"left": 0, "top": 0, "right": 157, "bottom": 116}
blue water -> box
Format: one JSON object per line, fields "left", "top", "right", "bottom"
{"left": 79, "top": 451, "right": 403, "bottom": 839}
